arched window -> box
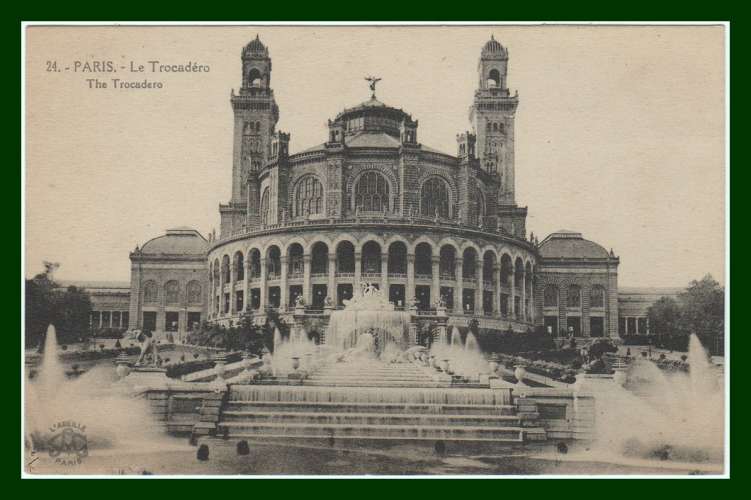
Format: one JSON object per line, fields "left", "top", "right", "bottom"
{"left": 143, "top": 281, "right": 158, "bottom": 304}
{"left": 590, "top": 286, "right": 606, "bottom": 308}
{"left": 221, "top": 255, "right": 230, "bottom": 284}
{"left": 475, "top": 190, "right": 486, "bottom": 225}
{"left": 543, "top": 285, "right": 559, "bottom": 307}
{"left": 355, "top": 171, "right": 389, "bottom": 212}
{"left": 165, "top": 280, "right": 180, "bottom": 305}
{"left": 420, "top": 177, "right": 450, "bottom": 218}
{"left": 248, "top": 68, "right": 262, "bottom": 87}
{"left": 234, "top": 251, "right": 244, "bottom": 281}
{"left": 439, "top": 245, "right": 456, "bottom": 278}
{"left": 361, "top": 241, "right": 382, "bottom": 274}
{"left": 267, "top": 246, "right": 281, "bottom": 278}
{"left": 212, "top": 259, "right": 220, "bottom": 289}
{"left": 260, "top": 187, "right": 270, "bottom": 225}
{"left": 187, "top": 281, "right": 202, "bottom": 304}
{"left": 487, "top": 68, "right": 501, "bottom": 87}
{"left": 295, "top": 176, "right": 324, "bottom": 217}
{"left": 388, "top": 242, "right": 407, "bottom": 275}
{"left": 567, "top": 285, "right": 582, "bottom": 308}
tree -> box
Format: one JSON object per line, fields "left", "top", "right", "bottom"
{"left": 25, "top": 263, "right": 93, "bottom": 348}
{"left": 678, "top": 274, "right": 724, "bottom": 343}
{"left": 647, "top": 296, "right": 683, "bottom": 337}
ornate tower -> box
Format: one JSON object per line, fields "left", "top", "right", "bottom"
{"left": 469, "top": 36, "right": 519, "bottom": 206}
{"left": 222, "top": 35, "right": 279, "bottom": 236}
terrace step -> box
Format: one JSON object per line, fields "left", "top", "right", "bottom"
{"left": 217, "top": 421, "right": 527, "bottom": 441}
{"left": 224, "top": 401, "right": 517, "bottom": 416}
{"left": 221, "top": 410, "right": 522, "bottom": 427}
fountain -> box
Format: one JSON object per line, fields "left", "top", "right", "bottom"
{"left": 326, "top": 282, "right": 411, "bottom": 355}
{"left": 429, "top": 326, "right": 489, "bottom": 380}
{"left": 584, "top": 334, "right": 724, "bottom": 465}
{"left": 25, "top": 325, "right": 187, "bottom": 461}
{"left": 269, "top": 326, "right": 318, "bottom": 376}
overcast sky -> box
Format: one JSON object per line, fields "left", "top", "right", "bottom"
{"left": 25, "top": 25, "right": 726, "bottom": 287}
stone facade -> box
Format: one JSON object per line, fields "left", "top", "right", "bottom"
{"left": 535, "top": 231, "right": 620, "bottom": 339}
{"left": 128, "top": 228, "right": 208, "bottom": 340}
{"left": 125, "top": 36, "right": 629, "bottom": 341}
{"left": 58, "top": 281, "right": 131, "bottom": 331}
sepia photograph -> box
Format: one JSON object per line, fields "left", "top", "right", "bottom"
{"left": 22, "top": 23, "right": 728, "bottom": 477}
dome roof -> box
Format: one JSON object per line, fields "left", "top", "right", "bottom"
{"left": 140, "top": 228, "right": 208, "bottom": 256}
{"left": 334, "top": 96, "right": 410, "bottom": 122}
{"left": 538, "top": 230, "right": 612, "bottom": 259}
{"left": 242, "top": 35, "right": 268, "bottom": 58}
{"left": 482, "top": 35, "right": 508, "bottom": 58}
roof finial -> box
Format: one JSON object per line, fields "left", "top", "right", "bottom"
{"left": 491, "top": 34, "right": 495, "bottom": 41}
{"left": 364, "top": 75, "right": 382, "bottom": 99}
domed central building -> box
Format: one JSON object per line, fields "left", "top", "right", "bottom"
{"left": 128, "top": 35, "right": 621, "bottom": 344}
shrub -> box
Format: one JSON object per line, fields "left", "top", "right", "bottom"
{"left": 588, "top": 339, "right": 618, "bottom": 360}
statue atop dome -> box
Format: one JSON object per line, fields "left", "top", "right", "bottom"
{"left": 364, "top": 75, "right": 382, "bottom": 98}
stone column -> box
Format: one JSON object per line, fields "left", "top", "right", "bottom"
{"left": 259, "top": 257, "right": 267, "bottom": 310}
{"left": 303, "top": 254, "right": 312, "bottom": 305}
{"left": 406, "top": 253, "right": 416, "bottom": 302}
{"left": 521, "top": 270, "right": 527, "bottom": 323}
{"left": 230, "top": 262, "right": 237, "bottom": 314}
{"left": 475, "top": 263, "right": 483, "bottom": 315}
{"left": 511, "top": 271, "right": 517, "bottom": 321}
{"left": 207, "top": 270, "right": 213, "bottom": 319}
{"left": 328, "top": 255, "right": 336, "bottom": 304}
{"left": 454, "top": 257, "right": 463, "bottom": 314}
{"left": 280, "top": 256, "right": 288, "bottom": 311}
{"left": 381, "top": 255, "right": 389, "bottom": 294}
{"left": 431, "top": 255, "right": 440, "bottom": 306}
{"left": 243, "top": 257, "right": 251, "bottom": 313}
{"left": 494, "top": 263, "right": 502, "bottom": 317}
{"left": 354, "top": 251, "right": 362, "bottom": 292}
{"left": 219, "top": 261, "right": 225, "bottom": 316}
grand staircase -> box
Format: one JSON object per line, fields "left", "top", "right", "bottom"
{"left": 214, "top": 360, "right": 547, "bottom": 450}
{"left": 305, "top": 359, "right": 439, "bottom": 387}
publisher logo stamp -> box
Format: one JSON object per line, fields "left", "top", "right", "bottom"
{"left": 46, "top": 421, "right": 88, "bottom": 466}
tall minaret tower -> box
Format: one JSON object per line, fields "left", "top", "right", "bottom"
{"left": 469, "top": 36, "right": 519, "bottom": 206}
{"left": 223, "top": 35, "right": 279, "bottom": 236}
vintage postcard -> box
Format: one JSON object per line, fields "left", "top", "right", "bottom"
{"left": 22, "top": 23, "right": 728, "bottom": 477}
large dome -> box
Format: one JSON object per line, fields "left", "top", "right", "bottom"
{"left": 538, "top": 230, "right": 611, "bottom": 259}
{"left": 140, "top": 228, "right": 208, "bottom": 256}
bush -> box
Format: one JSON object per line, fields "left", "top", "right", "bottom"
{"left": 588, "top": 339, "right": 618, "bottom": 360}
{"left": 478, "top": 328, "right": 555, "bottom": 354}
{"left": 186, "top": 312, "right": 284, "bottom": 356}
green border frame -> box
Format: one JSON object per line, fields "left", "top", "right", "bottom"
{"left": 11, "top": 3, "right": 742, "bottom": 489}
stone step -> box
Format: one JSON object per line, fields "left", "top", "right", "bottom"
{"left": 304, "top": 380, "right": 446, "bottom": 388}
{"left": 224, "top": 401, "right": 517, "bottom": 416}
{"left": 229, "top": 385, "right": 513, "bottom": 406}
{"left": 218, "top": 434, "right": 526, "bottom": 447}
{"left": 218, "top": 421, "right": 526, "bottom": 441}
{"left": 307, "top": 373, "right": 433, "bottom": 380}
{"left": 221, "top": 410, "right": 522, "bottom": 427}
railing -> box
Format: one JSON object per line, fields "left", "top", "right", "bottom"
{"left": 388, "top": 272, "right": 407, "bottom": 279}
{"left": 335, "top": 272, "right": 355, "bottom": 278}
{"left": 439, "top": 273, "right": 455, "bottom": 281}
{"left": 361, "top": 272, "right": 382, "bottom": 279}
{"left": 310, "top": 272, "right": 328, "bottom": 279}
{"left": 217, "top": 213, "right": 533, "bottom": 248}
{"left": 462, "top": 278, "right": 477, "bottom": 286}
{"left": 414, "top": 273, "right": 432, "bottom": 281}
